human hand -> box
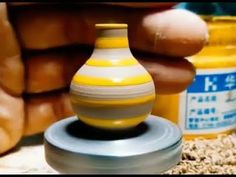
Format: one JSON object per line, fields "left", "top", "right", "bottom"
{"left": 0, "top": 2, "right": 208, "bottom": 154}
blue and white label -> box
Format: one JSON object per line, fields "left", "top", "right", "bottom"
{"left": 179, "top": 68, "right": 236, "bottom": 134}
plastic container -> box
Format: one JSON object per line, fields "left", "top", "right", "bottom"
{"left": 152, "top": 16, "right": 236, "bottom": 140}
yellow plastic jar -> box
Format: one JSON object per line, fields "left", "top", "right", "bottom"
{"left": 152, "top": 16, "right": 236, "bottom": 140}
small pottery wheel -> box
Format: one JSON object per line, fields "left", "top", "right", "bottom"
{"left": 44, "top": 115, "right": 182, "bottom": 174}
{"left": 44, "top": 23, "right": 183, "bottom": 174}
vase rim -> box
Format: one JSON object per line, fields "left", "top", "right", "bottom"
{"left": 95, "top": 23, "right": 128, "bottom": 29}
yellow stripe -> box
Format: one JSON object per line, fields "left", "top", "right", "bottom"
{"left": 72, "top": 73, "right": 152, "bottom": 86}
{"left": 71, "top": 94, "right": 155, "bottom": 106}
{"left": 96, "top": 23, "right": 128, "bottom": 29}
{"left": 78, "top": 114, "right": 148, "bottom": 129}
{"left": 95, "top": 37, "right": 129, "bottom": 48}
{"left": 85, "top": 58, "right": 138, "bottom": 67}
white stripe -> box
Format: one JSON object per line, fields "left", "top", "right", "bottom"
{"left": 90, "top": 48, "right": 134, "bottom": 60}
{"left": 70, "top": 81, "right": 155, "bottom": 99}
{"left": 76, "top": 64, "right": 148, "bottom": 78}
{"left": 72, "top": 101, "right": 153, "bottom": 119}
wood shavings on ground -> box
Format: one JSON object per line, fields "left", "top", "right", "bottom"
{"left": 165, "top": 133, "right": 236, "bottom": 174}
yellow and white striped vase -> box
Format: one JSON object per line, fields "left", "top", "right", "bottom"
{"left": 70, "top": 24, "right": 156, "bottom": 130}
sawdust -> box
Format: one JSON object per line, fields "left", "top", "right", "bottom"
{"left": 165, "top": 133, "right": 236, "bottom": 174}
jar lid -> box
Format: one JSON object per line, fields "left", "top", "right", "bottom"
{"left": 44, "top": 115, "right": 182, "bottom": 174}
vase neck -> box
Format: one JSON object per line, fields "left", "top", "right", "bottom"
{"left": 94, "top": 25, "right": 129, "bottom": 49}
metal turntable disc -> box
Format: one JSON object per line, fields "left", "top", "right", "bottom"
{"left": 44, "top": 115, "right": 182, "bottom": 174}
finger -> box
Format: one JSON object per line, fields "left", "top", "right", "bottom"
{"left": 0, "top": 3, "right": 20, "bottom": 59}
{"left": 11, "top": 5, "right": 208, "bottom": 57}
{"left": 0, "top": 87, "right": 24, "bottom": 154}
{"left": 24, "top": 47, "right": 90, "bottom": 93}
{"left": 134, "top": 52, "right": 196, "bottom": 94}
{"left": 10, "top": 4, "right": 107, "bottom": 49}
{"left": 0, "top": 3, "right": 24, "bottom": 96}
{"left": 24, "top": 91, "right": 74, "bottom": 136}
{"left": 128, "top": 9, "right": 208, "bottom": 57}
{"left": 0, "top": 3, "right": 7, "bottom": 20}
{"left": 0, "top": 3, "right": 24, "bottom": 155}
{"left": 11, "top": 7, "right": 88, "bottom": 49}
{"left": 0, "top": 55, "right": 24, "bottom": 96}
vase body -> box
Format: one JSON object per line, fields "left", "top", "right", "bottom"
{"left": 70, "top": 24, "right": 155, "bottom": 130}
